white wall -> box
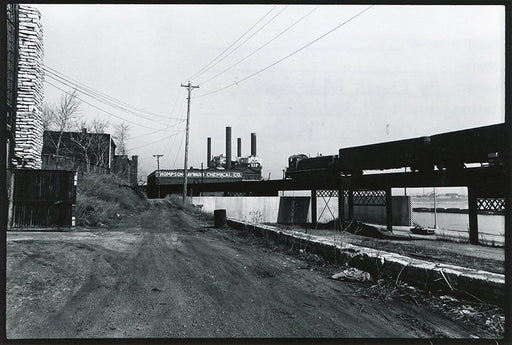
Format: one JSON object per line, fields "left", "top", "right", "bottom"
{"left": 191, "top": 196, "right": 280, "bottom": 223}
{"left": 191, "top": 195, "right": 411, "bottom": 226}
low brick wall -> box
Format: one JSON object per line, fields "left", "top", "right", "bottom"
{"left": 227, "top": 219, "right": 504, "bottom": 306}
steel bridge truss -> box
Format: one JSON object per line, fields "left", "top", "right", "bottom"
{"left": 476, "top": 198, "right": 505, "bottom": 212}
{"left": 311, "top": 188, "right": 393, "bottom": 231}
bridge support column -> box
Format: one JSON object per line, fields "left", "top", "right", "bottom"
{"left": 348, "top": 189, "right": 354, "bottom": 222}
{"left": 468, "top": 186, "right": 479, "bottom": 245}
{"left": 311, "top": 189, "right": 317, "bottom": 226}
{"left": 338, "top": 188, "right": 344, "bottom": 228}
{"left": 385, "top": 187, "right": 393, "bottom": 232}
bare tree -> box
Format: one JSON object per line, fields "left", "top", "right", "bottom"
{"left": 42, "top": 103, "right": 54, "bottom": 131}
{"left": 43, "top": 89, "right": 81, "bottom": 169}
{"left": 89, "top": 118, "right": 110, "bottom": 172}
{"left": 88, "top": 118, "right": 109, "bottom": 133}
{"left": 114, "top": 123, "right": 130, "bottom": 156}
{"left": 70, "top": 125, "right": 93, "bottom": 173}
{"left": 70, "top": 118, "right": 110, "bottom": 173}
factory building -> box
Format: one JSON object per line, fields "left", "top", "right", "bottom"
{"left": 147, "top": 127, "right": 262, "bottom": 197}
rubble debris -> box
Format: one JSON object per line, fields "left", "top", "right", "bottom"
{"left": 329, "top": 267, "right": 371, "bottom": 283}
{"left": 410, "top": 225, "right": 435, "bottom": 235}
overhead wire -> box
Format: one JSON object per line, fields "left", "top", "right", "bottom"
{"left": 157, "top": 96, "right": 188, "bottom": 155}
{"left": 44, "top": 69, "right": 184, "bottom": 127}
{"left": 186, "top": 5, "right": 278, "bottom": 82}
{"left": 129, "top": 128, "right": 186, "bottom": 151}
{"left": 199, "top": 5, "right": 319, "bottom": 86}
{"left": 126, "top": 118, "right": 185, "bottom": 140}
{"left": 191, "top": 6, "right": 288, "bottom": 83}
{"left": 127, "top": 95, "right": 187, "bottom": 141}
{"left": 169, "top": 89, "right": 189, "bottom": 168}
{"left": 44, "top": 72, "right": 173, "bottom": 128}
{"left": 45, "top": 80, "right": 165, "bottom": 130}
{"left": 197, "top": 5, "right": 374, "bottom": 98}
{"left": 44, "top": 65, "right": 180, "bottom": 120}
{"left": 130, "top": 96, "right": 186, "bottom": 168}
{"left": 172, "top": 131, "right": 186, "bottom": 168}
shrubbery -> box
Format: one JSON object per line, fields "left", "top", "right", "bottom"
{"left": 75, "top": 173, "right": 149, "bottom": 227}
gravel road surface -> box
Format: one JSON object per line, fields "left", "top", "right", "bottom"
{"left": 7, "top": 206, "right": 493, "bottom": 338}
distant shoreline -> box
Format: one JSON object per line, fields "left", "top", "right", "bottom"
{"left": 412, "top": 207, "right": 504, "bottom": 216}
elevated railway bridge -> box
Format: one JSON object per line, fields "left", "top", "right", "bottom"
{"left": 147, "top": 123, "right": 508, "bottom": 246}
{"left": 148, "top": 166, "right": 507, "bottom": 245}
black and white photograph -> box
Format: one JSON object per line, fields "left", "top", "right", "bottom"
{"left": 3, "top": 2, "right": 509, "bottom": 341}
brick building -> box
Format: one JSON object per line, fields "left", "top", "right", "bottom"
{"left": 42, "top": 129, "right": 138, "bottom": 184}
{"left": 112, "top": 155, "right": 138, "bottom": 186}
{"left": 43, "top": 129, "right": 116, "bottom": 173}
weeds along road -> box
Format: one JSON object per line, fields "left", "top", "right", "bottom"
{"left": 7, "top": 202, "right": 489, "bottom": 338}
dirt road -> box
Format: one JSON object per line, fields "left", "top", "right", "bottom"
{"left": 7, "top": 205, "right": 497, "bottom": 338}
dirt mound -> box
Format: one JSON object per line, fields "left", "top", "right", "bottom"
{"left": 75, "top": 174, "right": 149, "bottom": 227}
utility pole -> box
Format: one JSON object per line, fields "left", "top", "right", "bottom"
{"left": 433, "top": 187, "right": 438, "bottom": 229}
{"left": 180, "top": 81, "right": 199, "bottom": 203}
{"left": 153, "top": 154, "right": 163, "bottom": 198}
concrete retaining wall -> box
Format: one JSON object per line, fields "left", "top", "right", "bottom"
{"left": 227, "top": 219, "right": 504, "bottom": 306}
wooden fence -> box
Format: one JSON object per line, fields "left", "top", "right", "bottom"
{"left": 11, "top": 169, "right": 77, "bottom": 228}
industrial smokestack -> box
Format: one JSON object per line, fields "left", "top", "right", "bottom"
{"left": 237, "top": 138, "right": 241, "bottom": 157}
{"left": 251, "top": 133, "right": 256, "bottom": 156}
{"left": 207, "top": 137, "right": 211, "bottom": 168}
{"left": 226, "top": 127, "right": 232, "bottom": 169}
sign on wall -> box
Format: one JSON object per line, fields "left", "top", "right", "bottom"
{"left": 157, "top": 170, "right": 242, "bottom": 179}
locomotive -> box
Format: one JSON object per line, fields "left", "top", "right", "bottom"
{"left": 286, "top": 123, "right": 507, "bottom": 179}
{"left": 286, "top": 154, "right": 338, "bottom": 180}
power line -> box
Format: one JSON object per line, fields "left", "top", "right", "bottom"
{"left": 128, "top": 96, "right": 188, "bottom": 141}
{"left": 191, "top": 6, "right": 288, "bottom": 83}
{"left": 153, "top": 154, "right": 163, "bottom": 198}
{"left": 44, "top": 67, "right": 174, "bottom": 122}
{"left": 44, "top": 72, "right": 172, "bottom": 127}
{"left": 180, "top": 81, "right": 199, "bottom": 203}
{"left": 197, "top": 5, "right": 374, "bottom": 98}
{"left": 44, "top": 69, "right": 180, "bottom": 126}
{"left": 129, "top": 129, "right": 186, "bottom": 150}
{"left": 172, "top": 131, "right": 186, "bottom": 168}
{"left": 127, "top": 120, "right": 185, "bottom": 140}
{"left": 157, "top": 96, "right": 188, "bottom": 153}
{"left": 186, "top": 5, "right": 278, "bottom": 81}
{"left": 45, "top": 80, "right": 165, "bottom": 130}
{"left": 199, "top": 6, "right": 319, "bottom": 85}
{"left": 44, "top": 65, "right": 179, "bottom": 120}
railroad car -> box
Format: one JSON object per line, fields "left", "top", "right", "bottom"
{"left": 428, "top": 123, "right": 507, "bottom": 171}
{"left": 339, "top": 123, "right": 507, "bottom": 175}
{"left": 286, "top": 123, "right": 507, "bottom": 179}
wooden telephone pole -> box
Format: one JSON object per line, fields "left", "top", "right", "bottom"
{"left": 153, "top": 154, "right": 163, "bottom": 198}
{"left": 180, "top": 81, "right": 199, "bottom": 203}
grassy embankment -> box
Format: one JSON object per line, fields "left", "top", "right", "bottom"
{"left": 75, "top": 173, "right": 202, "bottom": 228}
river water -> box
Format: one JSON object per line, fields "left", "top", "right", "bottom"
{"left": 411, "top": 197, "right": 505, "bottom": 245}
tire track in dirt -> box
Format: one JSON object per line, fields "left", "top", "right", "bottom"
{"left": 7, "top": 207, "right": 485, "bottom": 338}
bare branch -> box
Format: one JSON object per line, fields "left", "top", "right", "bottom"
{"left": 114, "top": 123, "right": 130, "bottom": 156}
{"left": 42, "top": 103, "right": 55, "bottom": 131}
{"left": 56, "top": 89, "right": 81, "bottom": 132}
{"left": 91, "top": 118, "right": 110, "bottom": 134}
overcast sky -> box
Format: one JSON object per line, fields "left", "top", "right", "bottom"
{"left": 34, "top": 4, "right": 505, "bottom": 183}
